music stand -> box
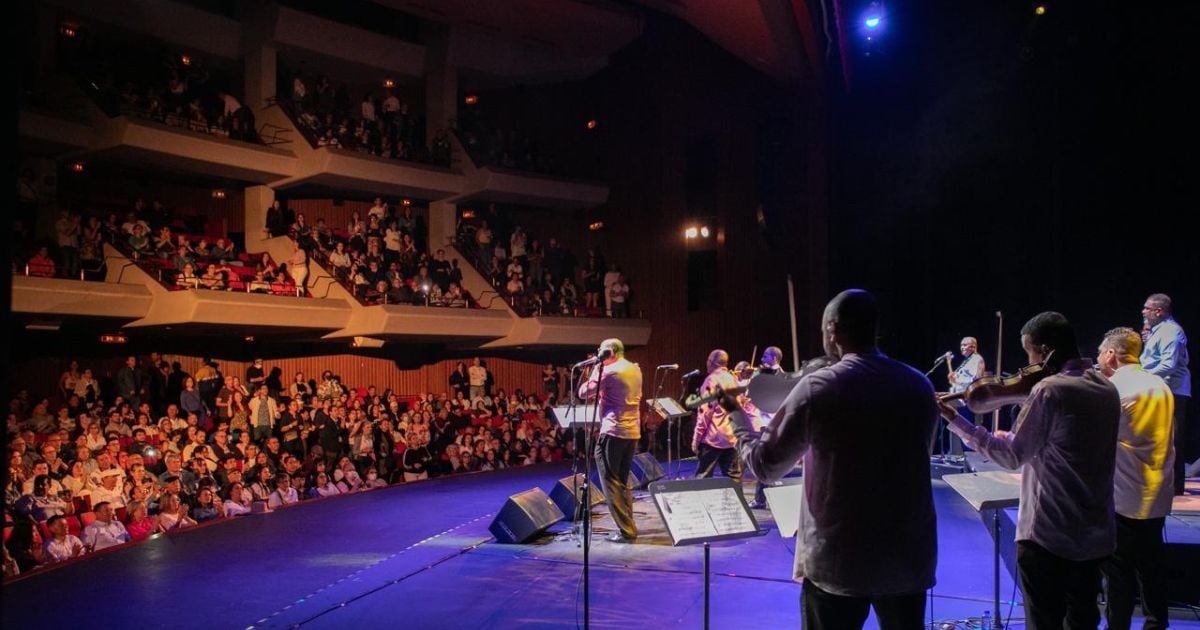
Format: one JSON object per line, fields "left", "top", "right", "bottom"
{"left": 649, "top": 397, "right": 689, "bottom": 479}
{"left": 943, "top": 471, "right": 1021, "bottom": 630}
{"left": 649, "top": 478, "right": 763, "bottom": 630}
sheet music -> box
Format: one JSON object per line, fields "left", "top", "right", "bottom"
{"left": 654, "top": 488, "right": 757, "bottom": 543}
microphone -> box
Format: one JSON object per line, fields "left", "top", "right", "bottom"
{"left": 936, "top": 351, "right": 953, "bottom": 364}
{"left": 680, "top": 368, "right": 701, "bottom": 380}
{"left": 657, "top": 364, "right": 680, "bottom": 370}
{"left": 572, "top": 348, "right": 613, "bottom": 369}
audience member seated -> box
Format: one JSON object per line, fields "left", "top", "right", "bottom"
{"left": 3, "top": 353, "right": 574, "bottom": 580}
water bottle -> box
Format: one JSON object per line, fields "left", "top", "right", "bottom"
{"left": 980, "top": 610, "right": 992, "bottom": 630}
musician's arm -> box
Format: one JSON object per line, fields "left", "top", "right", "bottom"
{"left": 942, "top": 383, "right": 1052, "bottom": 470}
{"left": 728, "top": 376, "right": 815, "bottom": 484}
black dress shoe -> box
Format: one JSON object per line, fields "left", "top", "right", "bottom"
{"left": 606, "top": 532, "right": 635, "bottom": 543}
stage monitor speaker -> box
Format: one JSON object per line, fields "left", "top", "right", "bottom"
{"left": 629, "top": 452, "right": 664, "bottom": 489}
{"left": 489, "top": 488, "right": 565, "bottom": 544}
{"left": 548, "top": 474, "right": 605, "bottom": 519}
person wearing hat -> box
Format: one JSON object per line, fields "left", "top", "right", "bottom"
{"left": 90, "top": 468, "right": 127, "bottom": 510}
{"left": 577, "top": 338, "right": 643, "bottom": 543}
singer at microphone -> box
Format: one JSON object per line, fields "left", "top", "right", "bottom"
{"left": 573, "top": 348, "right": 613, "bottom": 369}
{"left": 575, "top": 338, "right": 643, "bottom": 543}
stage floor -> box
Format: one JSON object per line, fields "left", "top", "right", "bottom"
{"left": 4, "top": 461, "right": 1199, "bottom": 629}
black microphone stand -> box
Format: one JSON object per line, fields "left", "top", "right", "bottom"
{"left": 650, "top": 366, "right": 672, "bottom": 478}
{"left": 927, "top": 354, "right": 951, "bottom": 463}
{"left": 577, "top": 359, "right": 605, "bottom": 630}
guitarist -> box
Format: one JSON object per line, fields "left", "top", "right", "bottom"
{"left": 691, "top": 350, "right": 744, "bottom": 493}
{"left": 944, "top": 337, "right": 986, "bottom": 459}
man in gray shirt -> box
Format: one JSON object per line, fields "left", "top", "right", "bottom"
{"left": 724, "top": 289, "right": 938, "bottom": 629}
{"left": 940, "top": 311, "right": 1120, "bottom": 629}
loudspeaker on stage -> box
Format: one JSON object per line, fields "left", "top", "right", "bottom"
{"left": 548, "top": 473, "right": 605, "bottom": 519}
{"left": 488, "top": 488, "right": 565, "bottom": 544}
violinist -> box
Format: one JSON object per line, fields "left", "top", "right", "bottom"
{"left": 759, "top": 346, "right": 784, "bottom": 375}
{"left": 937, "top": 311, "right": 1121, "bottom": 630}
{"left": 1097, "top": 326, "right": 1175, "bottom": 630}
{"left": 692, "top": 350, "right": 743, "bottom": 490}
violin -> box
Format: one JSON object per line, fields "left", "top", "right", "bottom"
{"left": 937, "top": 354, "right": 1057, "bottom": 414}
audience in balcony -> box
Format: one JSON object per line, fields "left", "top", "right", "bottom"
{"left": 283, "top": 71, "right": 448, "bottom": 167}
{"left": 455, "top": 209, "right": 632, "bottom": 318}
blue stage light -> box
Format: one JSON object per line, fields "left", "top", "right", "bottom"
{"left": 865, "top": 16, "right": 881, "bottom": 28}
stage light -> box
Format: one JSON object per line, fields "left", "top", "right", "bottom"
{"left": 59, "top": 24, "right": 77, "bottom": 38}
{"left": 180, "top": 54, "right": 192, "bottom": 67}
{"left": 1034, "top": 5, "right": 1046, "bottom": 15}
{"left": 699, "top": 226, "right": 710, "bottom": 238}
{"left": 860, "top": 2, "right": 886, "bottom": 36}
{"left": 464, "top": 94, "right": 478, "bottom": 105}
{"left": 586, "top": 119, "right": 598, "bottom": 130}
{"left": 402, "top": 198, "right": 412, "bottom": 206}
{"left": 685, "top": 227, "right": 699, "bottom": 239}
{"left": 461, "top": 209, "right": 476, "bottom": 219}
{"left": 71, "top": 162, "right": 85, "bottom": 173}
{"left": 244, "top": 336, "right": 254, "bottom": 342}
{"left": 588, "top": 221, "right": 604, "bottom": 231}
{"left": 383, "top": 77, "right": 395, "bottom": 89}
{"left": 211, "top": 189, "right": 227, "bottom": 199}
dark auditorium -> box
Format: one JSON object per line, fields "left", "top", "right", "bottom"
{"left": 7, "top": 1, "right": 1200, "bottom": 628}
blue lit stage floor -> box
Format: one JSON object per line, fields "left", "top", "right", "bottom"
{"left": 4, "top": 461, "right": 1199, "bottom": 629}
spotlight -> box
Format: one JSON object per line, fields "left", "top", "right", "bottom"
{"left": 244, "top": 336, "right": 254, "bottom": 342}
{"left": 401, "top": 198, "right": 412, "bottom": 206}
{"left": 699, "top": 226, "right": 710, "bottom": 238}
{"left": 71, "top": 162, "right": 85, "bottom": 173}
{"left": 383, "top": 77, "right": 395, "bottom": 89}
{"left": 211, "top": 189, "right": 227, "bottom": 199}
{"left": 461, "top": 210, "right": 476, "bottom": 219}
{"left": 588, "top": 221, "right": 605, "bottom": 231}
{"left": 685, "top": 227, "right": 699, "bottom": 239}
{"left": 1034, "top": 5, "right": 1046, "bottom": 15}
{"left": 860, "top": 2, "right": 886, "bottom": 37}
{"left": 464, "top": 94, "right": 478, "bottom": 105}
{"left": 586, "top": 119, "right": 598, "bottom": 130}
{"left": 180, "top": 54, "right": 192, "bottom": 67}
{"left": 59, "top": 24, "right": 77, "bottom": 38}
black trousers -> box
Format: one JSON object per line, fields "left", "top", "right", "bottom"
{"left": 694, "top": 443, "right": 743, "bottom": 488}
{"left": 1016, "top": 540, "right": 1102, "bottom": 630}
{"left": 1101, "top": 515, "right": 1169, "bottom": 630}
{"left": 801, "top": 579, "right": 926, "bottom": 630}
{"left": 1173, "top": 395, "right": 1189, "bottom": 495}
{"left": 595, "top": 434, "right": 637, "bottom": 539}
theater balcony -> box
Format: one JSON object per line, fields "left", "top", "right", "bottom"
{"left": 86, "top": 115, "right": 298, "bottom": 184}
{"left": 281, "top": 145, "right": 467, "bottom": 202}
{"left": 485, "top": 314, "right": 652, "bottom": 350}
{"left": 451, "top": 135, "right": 610, "bottom": 210}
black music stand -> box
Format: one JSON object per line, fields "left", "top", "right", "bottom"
{"left": 649, "top": 478, "right": 763, "bottom": 630}
{"left": 649, "top": 397, "right": 689, "bottom": 479}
